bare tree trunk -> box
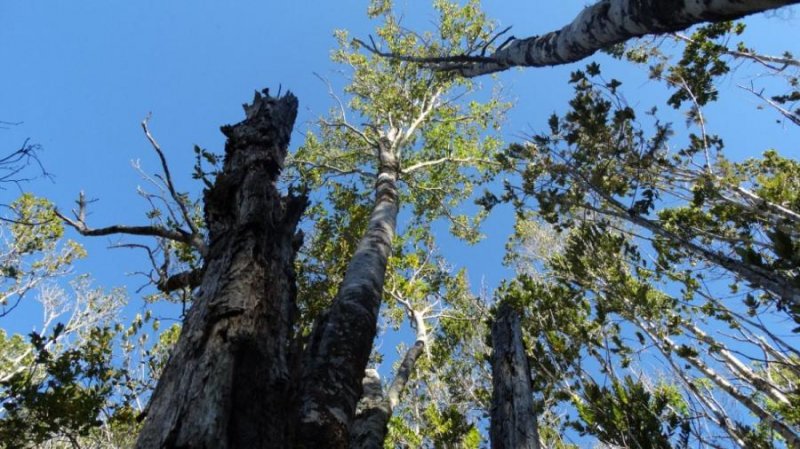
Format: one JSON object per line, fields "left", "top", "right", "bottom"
{"left": 490, "top": 302, "right": 541, "bottom": 449}
{"left": 295, "top": 141, "right": 400, "bottom": 449}
{"left": 135, "top": 90, "right": 306, "bottom": 449}
{"left": 449, "top": 0, "right": 800, "bottom": 77}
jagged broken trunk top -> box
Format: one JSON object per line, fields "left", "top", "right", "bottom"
{"left": 135, "top": 90, "right": 307, "bottom": 449}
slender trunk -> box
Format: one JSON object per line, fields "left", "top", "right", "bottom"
{"left": 296, "top": 141, "right": 400, "bottom": 449}
{"left": 452, "top": 0, "right": 800, "bottom": 77}
{"left": 351, "top": 303, "right": 427, "bottom": 449}
{"left": 650, "top": 336, "right": 747, "bottom": 448}
{"left": 349, "top": 369, "right": 391, "bottom": 449}
{"left": 135, "top": 91, "right": 306, "bottom": 449}
{"left": 490, "top": 302, "right": 541, "bottom": 449}
{"left": 598, "top": 191, "right": 800, "bottom": 308}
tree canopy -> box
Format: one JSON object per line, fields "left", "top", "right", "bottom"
{"left": 1, "top": 1, "right": 799, "bottom": 448}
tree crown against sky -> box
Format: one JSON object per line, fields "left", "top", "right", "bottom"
{"left": 1, "top": 0, "right": 799, "bottom": 448}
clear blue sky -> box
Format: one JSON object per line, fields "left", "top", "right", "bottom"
{"left": 1, "top": 0, "right": 798, "bottom": 356}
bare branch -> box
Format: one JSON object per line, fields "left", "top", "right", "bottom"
{"left": 157, "top": 268, "right": 204, "bottom": 293}
{"left": 56, "top": 191, "right": 207, "bottom": 256}
{"left": 739, "top": 82, "right": 800, "bottom": 126}
{"left": 402, "top": 156, "right": 497, "bottom": 175}
{"left": 141, "top": 116, "right": 200, "bottom": 236}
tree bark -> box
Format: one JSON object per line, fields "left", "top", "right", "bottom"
{"left": 295, "top": 140, "right": 400, "bottom": 449}
{"left": 451, "top": 0, "right": 800, "bottom": 77}
{"left": 490, "top": 302, "right": 540, "bottom": 449}
{"left": 349, "top": 340, "right": 425, "bottom": 449}
{"left": 135, "top": 90, "right": 306, "bottom": 449}
{"left": 349, "top": 369, "right": 391, "bottom": 449}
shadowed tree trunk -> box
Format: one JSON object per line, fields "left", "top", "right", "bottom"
{"left": 349, "top": 340, "right": 425, "bottom": 449}
{"left": 135, "top": 90, "right": 307, "bottom": 449}
{"left": 491, "top": 302, "right": 541, "bottom": 449}
{"left": 295, "top": 139, "right": 400, "bottom": 449}
{"left": 134, "top": 90, "right": 402, "bottom": 449}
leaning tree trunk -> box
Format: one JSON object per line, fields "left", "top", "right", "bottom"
{"left": 444, "top": 0, "right": 800, "bottom": 77}
{"left": 135, "top": 90, "right": 306, "bottom": 449}
{"left": 295, "top": 139, "right": 400, "bottom": 449}
{"left": 490, "top": 302, "right": 541, "bottom": 449}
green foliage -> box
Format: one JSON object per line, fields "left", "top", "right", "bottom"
{"left": 1, "top": 194, "right": 86, "bottom": 315}
{"left": 0, "top": 325, "right": 118, "bottom": 448}
{"left": 665, "top": 22, "right": 744, "bottom": 108}
{"left": 571, "top": 376, "right": 689, "bottom": 448}
{"left": 760, "top": 356, "right": 800, "bottom": 427}
{"left": 490, "top": 21, "right": 800, "bottom": 447}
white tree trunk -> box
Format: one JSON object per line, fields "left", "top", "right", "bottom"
{"left": 454, "top": 0, "right": 799, "bottom": 77}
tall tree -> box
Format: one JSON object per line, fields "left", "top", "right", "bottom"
{"left": 39, "top": 2, "right": 800, "bottom": 448}
{"left": 57, "top": 1, "right": 506, "bottom": 446}
{"left": 491, "top": 21, "right": 800, "bottom": 448}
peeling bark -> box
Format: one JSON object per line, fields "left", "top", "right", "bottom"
{"left": 452, "top": 0, "right": 800, "bottom": 77}
{"left": 135, "top": 90, "right": 306, "bottom": 449}
{"left": 490, "top": 303, "right": 540, "bottom": 449}
{"left": 295, "top": 142, "right": 400, "bottom": 449}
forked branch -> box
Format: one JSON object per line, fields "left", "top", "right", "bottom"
{"left": 56, "top": 191, "right": 206, "bottom": 256}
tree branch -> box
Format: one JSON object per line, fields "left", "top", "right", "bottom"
{"left": 141, "top": 116, "right": 200, "bottom": 236}
{"left": 361, "top": 0, "right": 800, "bottom": 77}
{"left": 56, "top": 191, "right": 207, "bottom": 256}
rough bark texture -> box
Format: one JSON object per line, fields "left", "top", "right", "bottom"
{"left": 490, "top": 303, "right": 540, "bottom": 449}
{"left": 454, "top": 0, "right": 800, "bottom": 77}
{"left": 135, "top": 90, "right": 306, "bottom": 449}
{"left": 296, "top": 142, "right": 400, "bottom": 449}
{"left": 349, "top": 340, "right": 424, "bottom": 449}
{"left": 349, "top": 369, "right": 391, "bottom": 449}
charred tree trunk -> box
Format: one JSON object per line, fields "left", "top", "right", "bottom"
{"left": 295, "top": 140, "right": 400, "bottom": 449}
{"left": 135, "top": 90, "right": 306, "bottom": 449}
{"left": 490, "top": 303, "right": 540, "bottom": 449}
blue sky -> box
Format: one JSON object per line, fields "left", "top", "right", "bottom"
{"left": 2, "top": 0, "right": 799, "bottom": 411}
{"left": 0, "top": 1, "right": 579, "bottom": 330}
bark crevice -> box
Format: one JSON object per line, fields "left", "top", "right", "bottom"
{"left": 135, "top": 90, "right": 305, "bottom": 449}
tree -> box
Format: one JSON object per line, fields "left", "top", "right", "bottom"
{"left": 65, "top": 2, "right": 508, "bottom": 447}
{"left": 363, "top": 0, "right": 800, "bottom": 77}
{"left": 29, "top": 1, "right": 799, "bottom": 448}
{"left": 489, "top": 20, "right": 800, "bottom": 448}
{"left": 0, "top": 198, "right": 174, "bottom": 448}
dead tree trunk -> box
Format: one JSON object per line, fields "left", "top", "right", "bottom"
{"left": 135, "top": 90, "right": 306, "bottom": 449}
{"left": 490, "top": 302, "right": 541, "bottom": 449}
